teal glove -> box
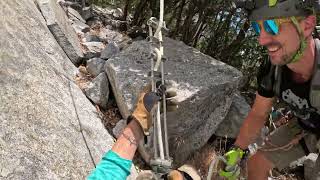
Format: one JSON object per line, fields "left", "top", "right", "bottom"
{"left": 219, "top": 146, "right": 245, "bottom": 180}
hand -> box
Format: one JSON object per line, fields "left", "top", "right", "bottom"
{"left": 131, "top": 82, "right": 178, "bottom": 135}
{"left": 219, "top": 146, "right": 245, "bottom": 180}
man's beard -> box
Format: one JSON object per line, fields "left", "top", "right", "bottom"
{"left": 279, "top": 52, "right": 292, "bottom": 65}
{"left": 269, "top": 44, "right": 297, "bottom": 66}
{"left": 280, "top": 46, "right": 298, "bottom": 65}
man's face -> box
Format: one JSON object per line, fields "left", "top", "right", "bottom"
{"left": 257, "top": 20, "right": 301, "bottom": 65}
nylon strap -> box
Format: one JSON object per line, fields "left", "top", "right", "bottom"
{"left": 289, "top": 16, "right": 307, "bottom": 63}
{"left": 310, "top": 38, "right": 320, "bottom": 110}
{"left": 273, "top": 65, "right": 282, "bottom": 97}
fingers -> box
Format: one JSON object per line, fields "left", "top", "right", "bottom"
{"left": 166, "top": 98, "right": 178, "bottom": 112}
{"left": 162, "top": 104, "right": 178, "bottom": 112}
{"left": 140, "top": 80, "right": 179, "bottom": 112}
{"left": 166, "top": 89, "right": 177, "bottom": 98}
{"left": 156, "top": 84, "right": 166, "bottom": 97}
{"left": 159, "top": 99, "right": 178, "bottom": 112}
{"left": 166, "top": 98, "right": 178, "bottom": 106}
{"left": 156, "top": 82, "right": 178, "bottom": 112}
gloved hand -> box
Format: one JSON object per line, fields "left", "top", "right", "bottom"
{"left": 131, "top": 82, "right": 178, "bottom": 135}
{"left": 219, "top": 146, "right": 245, "bottom": 180}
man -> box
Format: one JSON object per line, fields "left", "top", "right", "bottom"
{"left": 89, "top": 0, "right": 320, "bottom": 179}
{"left": 220, "top": 0, "right": 320, "bottom": 179}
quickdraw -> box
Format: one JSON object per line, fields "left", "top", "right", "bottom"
{"left": 147, "top": 0, "right": 173, "bottom": 175}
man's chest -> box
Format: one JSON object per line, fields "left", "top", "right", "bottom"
{"left": 279, "top": 75, "right": 313, "bottom": 119}
{"left": 280, "top": 69, "right": 311, "bottom": 106}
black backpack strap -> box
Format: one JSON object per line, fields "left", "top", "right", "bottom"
{"left": 299, "top": 137, "right": 311, "bottom": 155}
{"left": 273, "top": 65, "right": 282, "bottom": 97}
{"left": 309, "top": 38, "right": 320, "bottom": 110}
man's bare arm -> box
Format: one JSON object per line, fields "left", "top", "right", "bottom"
{"left": 234, "top": 93, "right": 274, "bottom": 149}
{"left": 112, "top": 119, "right": 143, "bottom": 160}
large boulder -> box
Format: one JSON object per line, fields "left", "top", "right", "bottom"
{"left": 0, "top": 0, "right": 114, "bottom": 179}
{"left": 215, "top": 92, "right": 250, "bottom": 138}
{"left": 105, "top": 38, "right": 242, "bottom": 165}
{"left": 71, "top": 20, "right": 90, "bottom": 34}
{"left": 36, "top": 0, "right": 84, "bottom": 65}
{"left": 85, "top": 34, "right": 101, "bottom": 42}
{"left": 67, "top": 7, "right": 86, "bottom": 23}
{"left": 81, "top": 6, "right": 93, "bottom": 21}
{"left": 98, "top": 27, "right": 124, "bottom": 43}
{"left": 82, "top": 42, "right": 105, "bottom": 59}
{"left": 84, "top": 72, "right": 110, "bottom": 110}
{"left": 86, "top": 58, "right": 106, "bottom": 77}
{"left": 304, "top": 154, "right": 320, "bottom": 180}
{"left": 101, "top": 42, "right": 120, "bottom": 60}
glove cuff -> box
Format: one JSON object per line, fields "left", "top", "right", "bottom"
{"left": 230, "top": 145, "right": 249, "bottom": 155}
{"left": 228, "top": 145, "right": 250, "bottom": 164}
{"left": 128, "top": 114, "right": 150, "bottom": 136}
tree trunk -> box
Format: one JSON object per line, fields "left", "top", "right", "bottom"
{"left": 220, "top": 19, "right": 250, "bottom": 63}
{"left": 192, "top": 22, "right": 206, "bottom": 47}
{"left": 172, "top": 0, "right": 187, "bottom": 37}
{"left": 167, "top": 1, "right": 179, "bottom": 27}
{"left": 150, "top": 0, "right": 158, "bottom": 18}
{"left": 122, "top": 0, "right": 131, "bottom": 21}
{"left": 181, "top": 2, "right": 198, "bottom": 44}
{"left": 132, "top": 0, "right": 148, "bottom": 26}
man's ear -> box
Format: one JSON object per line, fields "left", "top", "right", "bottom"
{"left": 302, "top": 15, "right": 316, "bottom": 37}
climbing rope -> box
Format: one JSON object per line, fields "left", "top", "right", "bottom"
{"left": 147, "top": 0, "right": 172, "bottom": 175}
{"left": 259, "top": 110, "right": 305, "bottom": 152}
{"left": 259, "top": 131, "right": 306, "bottom": 152}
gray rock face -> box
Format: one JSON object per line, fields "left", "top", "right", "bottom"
{"left": 81, "top": 6, "right": 93, "bottom": 21}
{"left": 0, "top": 0, "right": 113, "bottom": 179}
{"left": 127, "top": 166, "right": 138, "bottom": 180}
{"left": 112, "top": 8, "right": 123, "bottom": 19}
{"left": 72, "top": 20, "right": 90, "bottom": 33}
{"left": 215, "top": 92, "right": 250, "bottom": 138}
{"left": 87, "top": 58, "right": 106, "bottom": 77}
{"left": 101, "top": 42, "right": 120, "bottom": 60}
{"left": 67, "top": 7, "right": 86, "bottom": 23}
{"left": 303, "top": 154, "right": 320, "bottom": 180}
{"left": 113, "top": 119, "right": 126, "bottom": 138}
{"left": 105, "top": 38, "right": 242, "bottom": 165}
{"left": 85, "top": 34, "right": 101, "bottom": 42}
{"left": 98, "top": 28, "right": 124, "bottom": 43}
{"left": 37, "top": 0, "right": 84, "bottom": 65}
{"left": 93, "top": 5, "right": 114, "bottom": 16}
{"left": 82, "top": 42, "right": 105, "bottom": 59}
{"left": 84, "top": 73, "right": 110, "bottom": 109}
{"left": 104, "top": 19, "right": 127, "bottom": 31}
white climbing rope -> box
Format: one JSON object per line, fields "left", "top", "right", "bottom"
{"left": 147, "top": 0, "right": 172, "bottom": 174}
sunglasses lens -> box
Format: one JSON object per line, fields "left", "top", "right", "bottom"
{"left": 264, "top": 19, "right": 279, "bottom": 35}
{"left": 251, "top": 22, "right": 261, "bottom": 35}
